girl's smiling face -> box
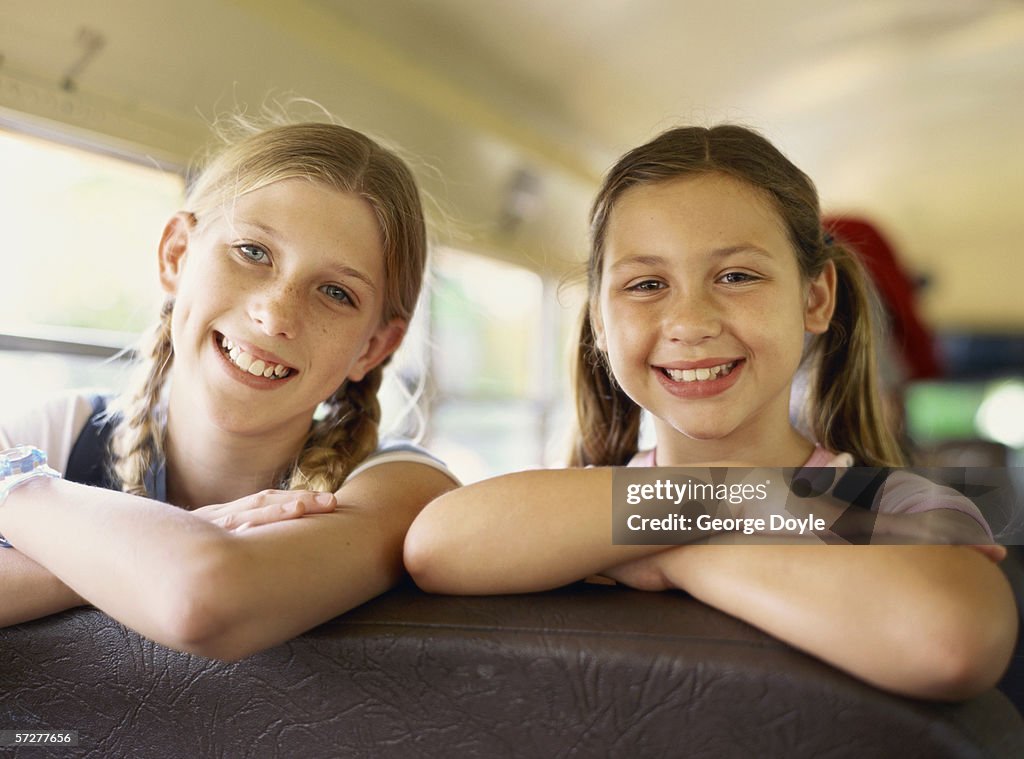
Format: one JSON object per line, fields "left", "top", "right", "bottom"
{"left": 595, "top": 172, "right": 835, "bottom": 464}
{"left": 158, "top": 178, "right": 405, "bottom": 440}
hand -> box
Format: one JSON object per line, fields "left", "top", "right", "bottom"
{"left": 191, "top": 489, "right": 337, "bottom": 532}
{"left": 600, "top": 551, "right": 674, "bottom": 591}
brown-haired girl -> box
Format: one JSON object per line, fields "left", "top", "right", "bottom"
{"left": 0, "top": 120, "right": 457, "bottom": 659}
{"left": 405, "top": 125, "right": 1016, "bottom": 701}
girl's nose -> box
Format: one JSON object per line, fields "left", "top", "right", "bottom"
{"left": 662, "top": 288, "right": 722, "bottom": 345}
{"left": 248, "top": 283, "right": 301, "bottom": 339}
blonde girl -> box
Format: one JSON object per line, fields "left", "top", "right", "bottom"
{"left": 0, "top": 121, "right": 457, "bottom": 659}
{"left": 404, "top": 125, "right": 1016, "bottom": 701}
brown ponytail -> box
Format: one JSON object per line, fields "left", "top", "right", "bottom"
{"left": 803, "top": 241, "right": 905, "bottom": 466}
{"left": 569, "top": 308, "right": 642, "bottom": 467}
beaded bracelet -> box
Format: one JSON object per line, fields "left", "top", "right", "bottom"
{"left": 0, "top": 446, "right": 62, "bottom": 548}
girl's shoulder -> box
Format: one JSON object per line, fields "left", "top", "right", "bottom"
{"left": 0, "top": 390, "right": 107, "bottom": 475}
{"left": 345, "top": 438, "right": 460, "bottom": 486}
{"left": 627, "top": 449, "right": 656, "bottom": 467}
{"left": 627, "top": 447, "right": 851, "bottom": 468}
{"left": 804, "top": 445, "right": 855, "bottom": 468}
{"left": 812, "top": 445, "right": 993, "bottom": 539}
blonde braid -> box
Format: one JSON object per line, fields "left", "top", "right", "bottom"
{"left": 109, "top": 301, "right": 174, "bottom": 495}
{"left": 288, "top": 365, "right": 384, "bottom": 493}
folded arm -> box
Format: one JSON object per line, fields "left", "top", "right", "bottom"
{"left": 0, "top": 548, "right": 86, "bottom": 627}
{"left": 0, "top": 463, "right": 456, "bottom": 660}
{"left": 406, "top": 467, "right": 1016, "bottom": 701}
{"left": 605, "top": 540, "right": 1017, "bottom": 701}
{"left": 405, "top": 468, "right": 677, "bottom": 593}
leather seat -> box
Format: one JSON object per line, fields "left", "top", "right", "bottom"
{"left": 2, "top": 583, "right": 1021, "bottom": 758}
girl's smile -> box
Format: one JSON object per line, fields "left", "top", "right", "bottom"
{"left": 653, "top": 357, "right": 745, "bottom": 399}
{"left": 212, "top": 332, "right": 298, "bottom": 388}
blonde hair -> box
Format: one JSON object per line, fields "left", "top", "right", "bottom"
{"left": 110, "top": 121, "right": 428, "bottom": 496}
{"left": 570, "top": 125, "right": 904, "bottom": 468}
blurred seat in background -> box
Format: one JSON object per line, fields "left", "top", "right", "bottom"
{"left": 916, "top": 438, "right": 1010, "bottom": 468}
{"left": 824, "top": 215, "right": 942, "bottom": 382}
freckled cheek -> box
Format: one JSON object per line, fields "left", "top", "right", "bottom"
{"left": 307, "top": 317, "right": 368, "bottom": 360}
{"left": 603, "top": 302, "right": 654, "bottom": 366}
{"left": 742, "top": 311, "right": 806, "bottom": 361}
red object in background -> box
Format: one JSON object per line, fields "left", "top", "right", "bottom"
{"left": 823, "top": 216, "right": 942, "bottom": 380}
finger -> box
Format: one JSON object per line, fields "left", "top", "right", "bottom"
{"left": 251, "top": 500, "right": 308, "bottom": 527}
{"left": 969, "top": 544, "right": 1007, "bottom": 563}
{"left": 193, "top": 502, "right": 224, "bottom": 518}
{"left": 218, "top": 500, "right": 304, "bottom": 530}
{"left": 302, "top": 492, "right": 337, "bottom": 513}
{"left": 280, "top": 491, "right": 336, "bottom": 514}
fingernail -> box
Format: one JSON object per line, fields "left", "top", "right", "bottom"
{"left": 235, "top": 522, "right": 251, "bottom": 533}
{"left": 315, "top": 493, "right": 335, "bottom": 507}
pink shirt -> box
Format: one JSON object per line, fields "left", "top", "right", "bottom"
{"left": 627, "top": 445, "right": 993, "bottom": 539}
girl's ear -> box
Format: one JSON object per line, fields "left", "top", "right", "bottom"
{"left": 157, "top": 213, "right": 196, "bottom": 295}
{"left": 804, "top": 260, "right": 837, "bottom": 335}
{"left": 347, "top": 318, "right": 408, "bottom": 382}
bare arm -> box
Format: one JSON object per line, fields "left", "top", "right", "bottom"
{"left": 605, "top": 541, "right": 1017, "bottom": 701}
{"left": 0, "top": 487, "right": 340, "bottom": 628}
{"left": 0, "top": 463, "right": 456, "bottom": 660}
{"left": 0, "top": 548, "right": 86, "bottom": 627}
{"left": 405, "top": 468, "right": 670, "bottom": 593}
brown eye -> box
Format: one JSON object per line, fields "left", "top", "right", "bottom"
{"left": 628, "top": 279, "right": 664, "bottom": 292}
{"left": 719, "top": 271, "right": 758, "bottom": 285}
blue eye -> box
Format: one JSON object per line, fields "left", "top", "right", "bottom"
{"left": 236, "top": 244, "right": 269, "bottom": 264}
{"left": 321, "top": 284, "right": 352, "bottom": 305}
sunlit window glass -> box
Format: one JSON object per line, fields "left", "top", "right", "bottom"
{"left": 0, "top": 128, "right": 184, "bottom": 417}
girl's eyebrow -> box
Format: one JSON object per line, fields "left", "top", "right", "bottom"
{"left": 326, "top": 263, "right": 378, "bottom": 294}
{"left": 608, "top": 245, "right": 773, "bottom": 271}
{"left": 607, "top": 254, "right": 668, "bottom": 272}
{"left": 710, "top": 244, "right": 775, "bottom": 261}
{"left": 234, "top": 218, "right": 280, "bottom": 238}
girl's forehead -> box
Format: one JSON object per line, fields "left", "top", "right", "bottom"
{"left": 613, "top": 173, "right": 782, "bottom": 226}
{"left": 211, "top": 179, "right": 381, "bottom": 241}
{"left": 611, "top": 173, "right": 787, "bottom": 241}
{"left": 599, "top": 173, "right": 799, "bottom": 279}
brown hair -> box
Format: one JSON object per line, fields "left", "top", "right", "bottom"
{"left": 570, "top": 124, "right": 903, "bottom": 468}
{"left": 110, "top": 121, "right": 428, "bottom": 496}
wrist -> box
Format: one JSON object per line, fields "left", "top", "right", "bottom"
{"left": 0, "top": 446, "right": 63, "bottom": 548}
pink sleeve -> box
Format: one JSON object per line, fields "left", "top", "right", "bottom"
{"left": 876, "top": 470, "right": 994, "bottom": 541}
{"left": 627, "top": 449, "right": 657, "bottom": 468}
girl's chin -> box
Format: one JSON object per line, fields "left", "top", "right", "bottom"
{"left": 659, "top": 419, "right": 740, "bottom": 445}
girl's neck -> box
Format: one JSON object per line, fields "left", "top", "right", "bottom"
{"left": 162, "top": 402, "right": 312, "bottom": 509}
{"left": 652, "top": 419, "right": 815, "bottom": 468}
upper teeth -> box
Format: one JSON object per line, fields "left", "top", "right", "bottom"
{"left": 221, "top": 336, "right": 290, "bottom": 378}
{"left": 664, "top": 361, "right": 736, "bottom": 383}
